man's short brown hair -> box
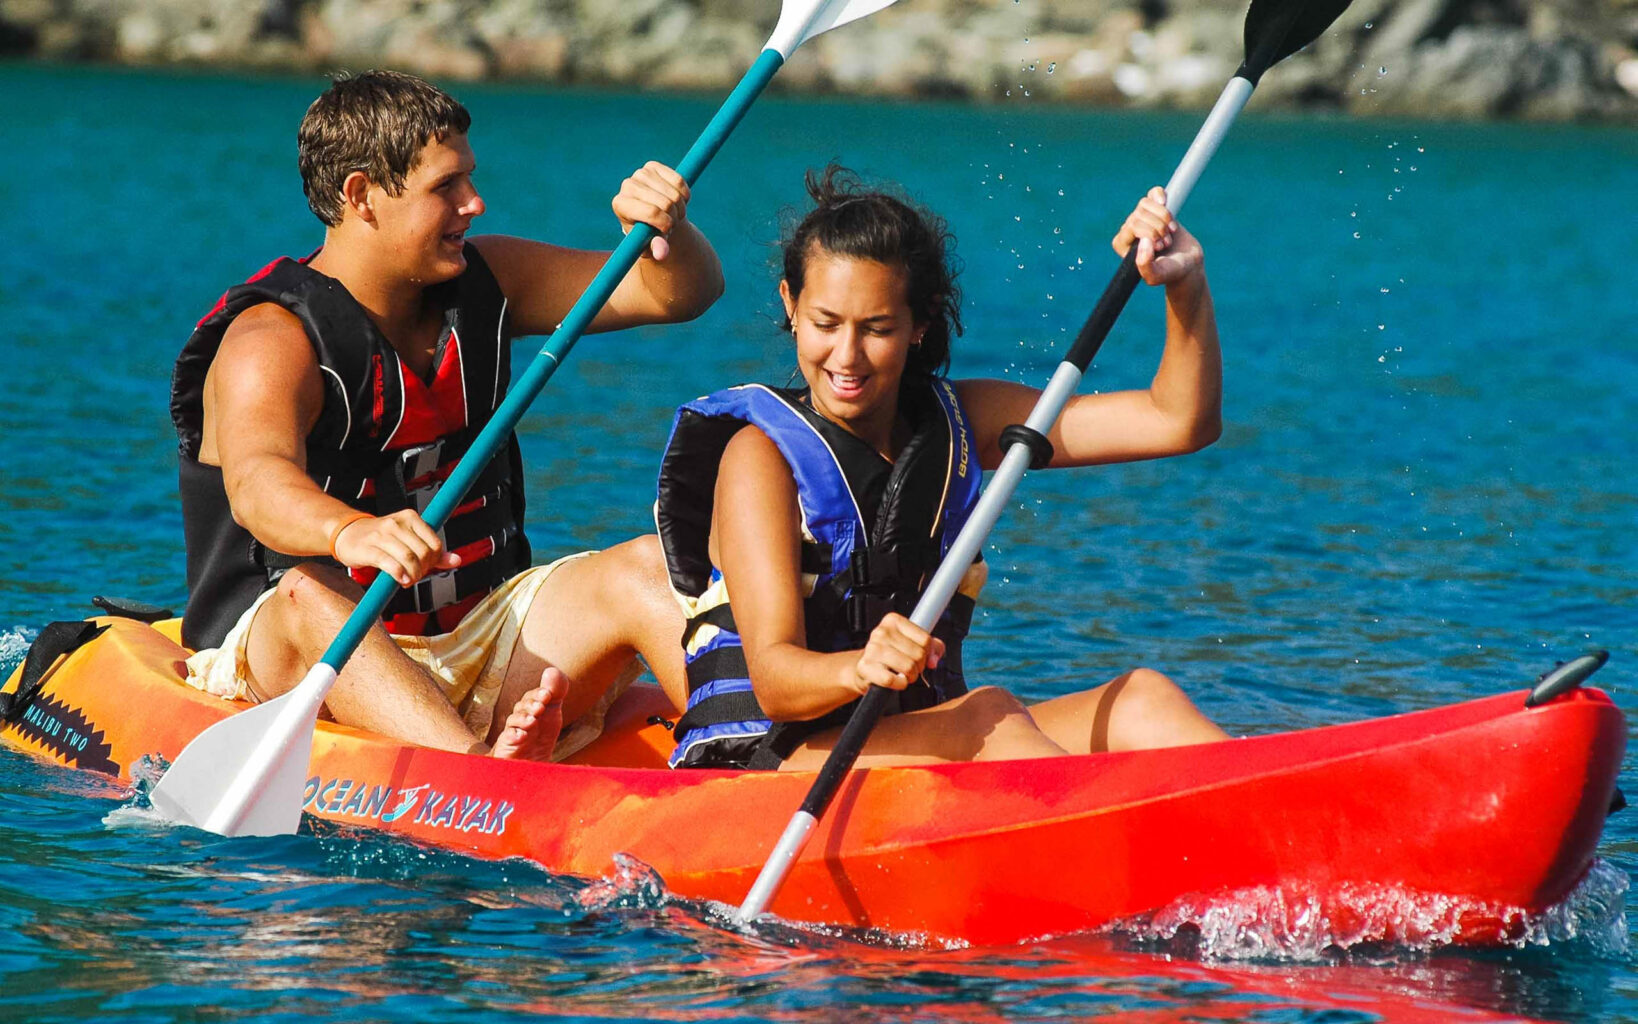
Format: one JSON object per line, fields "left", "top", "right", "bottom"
{"left": 298, "top": 70, "right": 472, "bottom": 226}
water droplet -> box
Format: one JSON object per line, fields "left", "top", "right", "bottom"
{"left": 1057, "top": 188, "right": 1065, "bottom": 196}
{"left": 1353, "top": 231, "right": 1361, "bottom": 239}
{"left": 1377, "top": 324, "right": 1385, "bottom": 330}
{"left": 1378, "top": 66, "right": 1388, "bottom": 76}
{"left": 1047, "top": 62, "right": 1057, "bottom": 74}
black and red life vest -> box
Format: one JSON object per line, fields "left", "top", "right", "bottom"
{"left": 171, "top": 245, "right": 530, "bottom": 651}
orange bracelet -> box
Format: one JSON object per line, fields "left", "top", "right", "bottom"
{"left": 327, "top": 511, "right": 374, "bottom": 561}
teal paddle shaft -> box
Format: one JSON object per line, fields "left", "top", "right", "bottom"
{"left": 150, "top": 0, "right": 909, "bottom": 840}
{"left": 318, "top": 49, "right": 786, "bottom": 673}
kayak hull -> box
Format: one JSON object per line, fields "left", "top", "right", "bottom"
{"left": 3, "top": 617, "right": 1625, "bottom": 946}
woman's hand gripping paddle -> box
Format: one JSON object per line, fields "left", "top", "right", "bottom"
{"left": 735, "top": 0, "right": 1356, "bottom": 925}
{"left": 147, "top": 0, "right": 909, "bottom": 839}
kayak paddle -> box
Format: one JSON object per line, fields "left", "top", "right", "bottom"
{"left": 735, "top": 0, "right": 1356, "bottom": 924}
{"left": 148, "top": 0, "right": 908, "bottom": 838}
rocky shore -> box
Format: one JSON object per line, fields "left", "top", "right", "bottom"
{"left": 3, "top": 0, "right": 1637, "bottom": 120}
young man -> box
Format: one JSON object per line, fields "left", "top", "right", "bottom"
{"left": 171, "top": 70, "right": 723, "bottom": 761}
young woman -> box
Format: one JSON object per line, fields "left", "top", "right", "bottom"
{"left": 655, "top": 167, "right": 1230, "bottom": 771}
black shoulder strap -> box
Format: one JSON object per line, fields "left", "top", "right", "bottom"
{"left": 780, "top": 388, "right": 893, "bottom": 530}
{"left": 0, "top": 621, "right": 107, "bottom": 722}
{"left": 871, "top": 379, "right": 955, "bottom": 552}
{"left": 447, "top": 243, "right": 511, "bottom": 424}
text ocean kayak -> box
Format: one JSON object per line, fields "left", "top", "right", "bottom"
{"left": 2, "top": 614, "right": 1625, "bottom": 946}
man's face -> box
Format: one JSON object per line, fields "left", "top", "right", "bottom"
{"left": 369, "top": 132, "right": 485, "bottom": 284}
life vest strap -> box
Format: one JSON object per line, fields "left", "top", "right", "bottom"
{"left": 685, "top": 644, "right": 750, "bottom": 691}
{"left": 671, "top": 688, "right": 767, "bottom": 746}
{"left": 681, "top": 603, "right": 739, "bottom": 652}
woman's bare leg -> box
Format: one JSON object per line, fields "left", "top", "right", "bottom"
{"left": 1028, "top": 668, "right": 1229, "bottom": 754}
{"left": 777, "top": 686, "right": 1069, "bottom": 771}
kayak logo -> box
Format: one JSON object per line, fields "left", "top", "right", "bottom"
{"left": 938, "top": 378, "right": 970, "bottom": 480}
{"left": 302, "top": 776, "right": 515, "bottom": 836}
{"left": 10, "top": 694, "right": 118, "bottom": 775}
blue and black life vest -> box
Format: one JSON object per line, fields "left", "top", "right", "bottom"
{"left": 655, "top": 377, "right": 985, "bottom": 769}
{"left": 171, "top": 245, "right": 530, "bottom": 650}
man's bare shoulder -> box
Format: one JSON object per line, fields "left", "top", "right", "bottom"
{"left": 213, "top": 302, "right": 317, "bottom": 377}
{"left": 208, "top": 301, "right": 324, "bottom": 420}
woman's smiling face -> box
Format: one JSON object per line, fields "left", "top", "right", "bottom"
{"left": 781, "top": 249, "right": 921, "bottom": 444}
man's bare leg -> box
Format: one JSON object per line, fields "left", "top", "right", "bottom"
{"left": 483, "top": 535, "right": 687, "bottom": 747}
{"left": 243, "top": 563, "right": 553, "bottom": 758}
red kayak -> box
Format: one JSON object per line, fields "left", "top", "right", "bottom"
{"left": 2, "top": 615, "right": 1624, "bottom": 946}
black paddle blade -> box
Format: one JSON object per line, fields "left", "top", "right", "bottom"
{"left": 1241, "top": 0, "right": 1354, "bottom": 83}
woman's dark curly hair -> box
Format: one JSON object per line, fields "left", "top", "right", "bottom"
{"left": 781, "top": 165, "right": 962, "bottom": 377}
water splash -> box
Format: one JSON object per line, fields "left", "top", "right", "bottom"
{"left": 1110, "top": 859, "right": 1629, "bottom": 961}
{"left": 0, "top": 626, "right": 37, "bottom": 676}
{"left": 705, "top": 897, "right": 966, "bottom": 952}
{"left": 575, "top": 851, "right": 669, "bottom": 912}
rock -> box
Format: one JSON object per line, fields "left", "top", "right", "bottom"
{"left": 1618, "top": 56, "right": 1638, "bottom": 96}
{"left": 0, "top": 0, "right": 1630, "bottom": 121}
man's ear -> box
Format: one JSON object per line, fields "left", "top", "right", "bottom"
{"left": 340, "top": 171, "right": 376, "bottom": 224}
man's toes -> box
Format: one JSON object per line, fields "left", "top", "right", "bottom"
{"left": 490, "top": 669, "right": 568, "bottom": 763}
{"left": 536, "top": 666, "right": 570, "bottom": 704}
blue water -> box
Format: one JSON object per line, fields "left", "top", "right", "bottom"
{"left": 1, "top": 62, "right": 1636, "bottom": 1021}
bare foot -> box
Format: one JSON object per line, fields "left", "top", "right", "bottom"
{"left": 489, "top": 667, "right": 568, "bottom": 762}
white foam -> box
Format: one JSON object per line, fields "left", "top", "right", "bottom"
{"left": 1111, "top": 858, "right": 1630, "bottom": 961}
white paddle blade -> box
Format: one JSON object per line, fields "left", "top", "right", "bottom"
{"left": 768, "top": 0, "right": 903, "bottom": 57}
{"left": 148, "top": 694, "right": 315, "bottom": 836}
{"left": 148, "top": 663, "right": 337, "bottom": 837}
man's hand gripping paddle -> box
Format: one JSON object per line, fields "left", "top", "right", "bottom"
{"left": 735, "top": 0, "right": 1356, "bottom": 925}
{"left": 148, "top": 0, "right": 908, "bottom": 839}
